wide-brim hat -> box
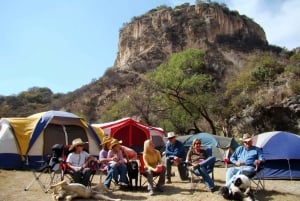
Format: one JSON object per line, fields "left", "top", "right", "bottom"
{"left": 69, "top": 138, "right": 88, "bottom": 151}
{"left": 101, "top": 136, "right": 113, "bottom": 146}
{"left": 166, "top": 131, "right": 177, "bottom": 139}
{"left": 239, "top": 133, "right": 252, "bottom": 142}
{"left": 109, "top": 139, "right": 122, "bottom": 150}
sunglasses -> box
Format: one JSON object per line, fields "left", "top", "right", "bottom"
{"left": 195, "top": 143, "right": 201, "bottom": 145}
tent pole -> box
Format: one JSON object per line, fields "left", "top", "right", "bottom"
{"left": 63, "top": 126, "right": 68, "bottom": 145}
{"left": 287, "top": 159, "right": 292, "bottom": 181}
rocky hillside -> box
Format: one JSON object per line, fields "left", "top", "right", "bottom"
{"left": 1, "top": 2, "right": 299, "bottom": 135}
{"left": 62, "top": 3, "right": 271, "bottom": 118}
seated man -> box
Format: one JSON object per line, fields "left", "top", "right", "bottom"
{"left": 221, "top": 133, "right": 264, "bottom": 195}
{"left": 165, "top": 132, "right": 188, "bottom": 183}
{"left": 66, "top": 138, "right": 95, "bottom": 186}
{"left": 186, "top": 138, "right": 216, "bottom": 192}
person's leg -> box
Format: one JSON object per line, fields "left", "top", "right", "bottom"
{"left": 200, "top": 156, "right": 215, "bottom": 168}
{"left": 225, "top": 167, "right": 241, "bottom": 187}
{"left": 70, "top": 170, "right": 82, "bottom": 183}
{"left": 178, "top": 160, "right": 189, "bottom": 180}
{"left": 81, "top": 168, "right": 91, "bottom": 186}
{"left": 110, "top": 164, "right": 119, "bottom": 184}
{"left": 119, "top": 163, "right": 129, "bottom": 184}
{"left": 143, "top": 169, "right": 154, "bottom": 195}
{"left": 166, "top": 157, "right": 173, "bottom": 183}
{"left": 157, "top": 166, "right": 166, "bottom": 187}
{"left": 104, "top": 167, "right": 113, "bottom": 188}
{"left": 198, "top": 166, "right": 215, "bottom": 190}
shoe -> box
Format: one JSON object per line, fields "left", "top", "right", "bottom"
{"left": 166, "top": 177, "right": 171, "bottom": 184}
{"left": 149, "top": 189, "right": 154, "bottom": 196}
{"left": 209, "top": 186, "right": 216, "bottom": 193}
{"left": 119, "top": 182, "right": 128, "bottom": 186}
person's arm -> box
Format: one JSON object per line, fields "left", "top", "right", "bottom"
{"left": 254, "top": 147, "right": 264, "bottom": 166}
{"left": 230, "top": 146, "right": 241, "bottom": 165}
{"left": 165, "top": 142, "right": 173, "bottom": 156}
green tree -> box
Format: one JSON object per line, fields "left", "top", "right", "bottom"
{"left": 149, "top": 48, "right": 217, "bottom": 134}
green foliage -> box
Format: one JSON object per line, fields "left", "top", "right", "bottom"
{"left": 251, "top": 56, "right": 284, "bottom": 84}
{"left": 149, "top": 48, "right": 217, "bottom": 133}
{"left": 286, "top": 52, "right": 300, "bottom": 77}
{"left": 290, "top": 80, "right": 300, "bottom": 94}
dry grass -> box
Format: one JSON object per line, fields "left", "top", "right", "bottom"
{"left": 0, "top": 167, "right": 299, "bottom": 201}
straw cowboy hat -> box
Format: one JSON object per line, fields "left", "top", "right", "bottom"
{"left": 109, "top": 138, "right": 122, "bottom": 149}
{"left": 240, "top": 133, "right": 252, "bottom": 142}
{"left": 69, "top": 138, "right": 88, "bottom": 151}
{"left": 101, "top": 136, "right": 113, "bottom": 145}
{"left": 166, "top": 132, "right": 177, "bottom": 139}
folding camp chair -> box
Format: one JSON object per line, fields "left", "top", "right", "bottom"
{"left": 138, "top": 154, "right": 160, "bottom": 188}
{"left": 24, "top": 144, "right": 63, "bottom": 193}
{"left": 188, "top": 146, "right": 216, "bottom": 189}
{"left": 60, "top": 145, "right": 97, "bottom": 188}
{"left": 242, "top": 163, "right": 265, "bottom": 193}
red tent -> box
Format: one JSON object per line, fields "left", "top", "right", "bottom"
{"left": 92, "top": 118, "right": 166, "bottom": 152}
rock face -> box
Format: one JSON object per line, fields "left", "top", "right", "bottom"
{"left": 114, "top": 4, "right": 266, "bottom": 71}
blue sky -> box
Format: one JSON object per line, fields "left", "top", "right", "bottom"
{"left": 1, "top": 0, "right": 299, "bottom": 96}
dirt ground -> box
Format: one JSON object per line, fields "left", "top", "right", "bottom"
{"left": 0, "top": 167, "right": 299, "bottom": 201}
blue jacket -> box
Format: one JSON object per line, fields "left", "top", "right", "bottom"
{"left": 165, "top": 140, "right": 186, "bottom": 159}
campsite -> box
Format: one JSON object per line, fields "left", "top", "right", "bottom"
{"left": 1, "top": 167, "right": 300, "bottom": 201}
{"left": 1, "top": 111, "right": 300, "bottom": 200}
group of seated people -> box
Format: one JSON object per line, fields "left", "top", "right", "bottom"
{"left": 66, "top": 132, "right": 264, "bottom": 197}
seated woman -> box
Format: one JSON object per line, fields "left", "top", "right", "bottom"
{"left": 66, "top": 138, "right": 95, "bottom": 186}
{"left": 107, "top": 139, "right": 129, "bottom": 187}
{"left": 143, "top": 139, "right": 166, "bottom": 196}
{"left": 98, "top": 136, "right": 114, "bottom": 189}
{"left": 186, "top": 138, "right": 216, "bottom": 192}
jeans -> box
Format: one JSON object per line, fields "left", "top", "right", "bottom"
{"left": 225, "top": 165, "right": 255, "bottom": 188}
{"left": 144, "top": 166, "right": 166, "bottom": 190}
{"left": 166, "top": 157, "right": 188, "bottom": 180}
{"left": 192, "top": 156, "right": 215, "bottom": 189}
{"left": 70, "top": 168, "right": 91, "bottom": 186}
{"left": 112, "top": 163, "right": 128, "bottom": 184}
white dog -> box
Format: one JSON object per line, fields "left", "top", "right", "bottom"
{"left": 50, "top": 180, "right": 121, "bottom": 201}
{"left": 229, "top": 174, "right": 255, "bottom": 201}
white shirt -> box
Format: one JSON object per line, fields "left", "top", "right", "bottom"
{"left": 66, "top": 151, "right": 89, "bottom": 167}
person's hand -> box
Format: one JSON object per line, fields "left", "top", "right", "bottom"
{"left": 235, "top": 162, "right": 245, "bottom": 166}
{"left": 254, "top": 160, "right": 261, "bottom": 166}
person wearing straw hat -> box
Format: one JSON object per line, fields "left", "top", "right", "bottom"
{"left": 165, "top": 132, "right": 188, "bottom": 183}
{"left": 66, "top": 138, "right": 95, "bottom": 186}
{"left": 220, "top": 133, "right": 264, "bottom": 197}
{"left": 107, "top": 138, "right": 129, "bottom": 187}
{"left": 98, "top": 136, "right": 115, "bottom": 190}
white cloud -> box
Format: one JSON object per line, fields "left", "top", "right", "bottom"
{"left": 225, "top": 0, "right": 300, "bottom": 49}
{"left": 168, "top": 0, "right": 300, "bottom": 49}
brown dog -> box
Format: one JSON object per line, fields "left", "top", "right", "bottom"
{"left": 50, "top": 180, "right": 121, "bottom": 201}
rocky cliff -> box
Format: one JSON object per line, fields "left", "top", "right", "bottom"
{"left": 115, "top": 3, "right": 266, "bottom": 72}
{"left": 60, "top": 3, "right": 275, "bottom": 122}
